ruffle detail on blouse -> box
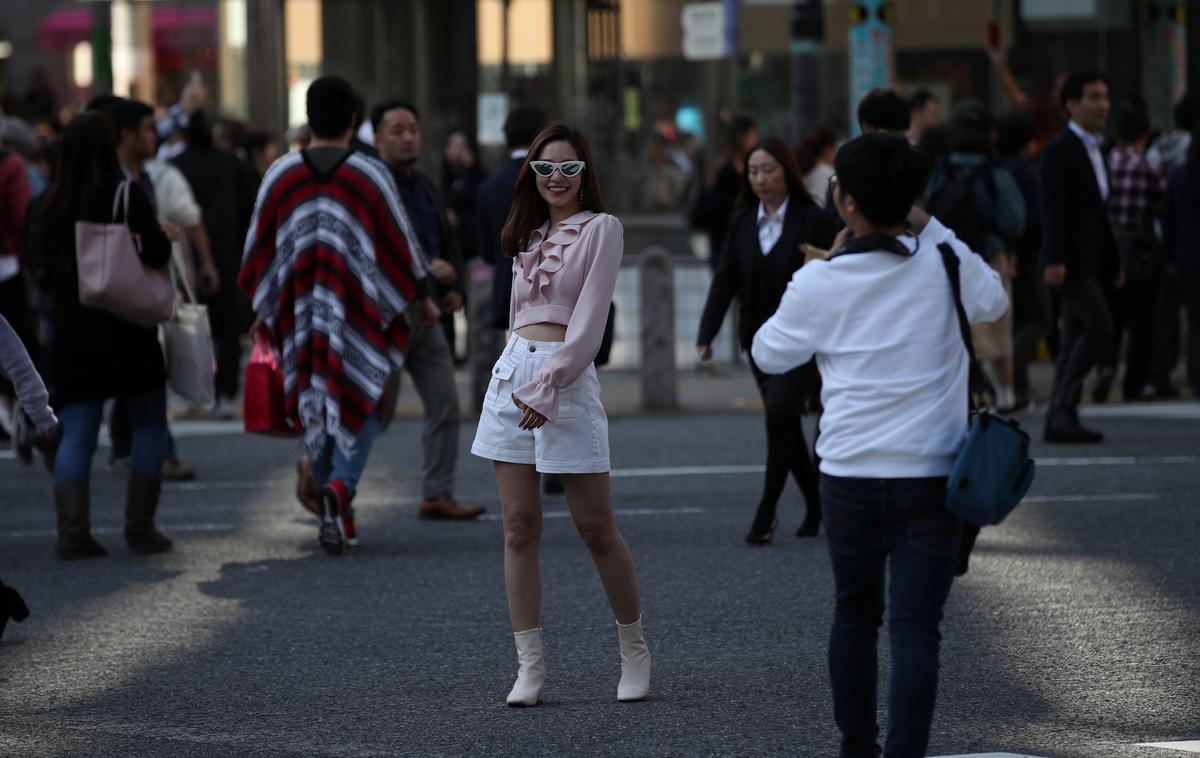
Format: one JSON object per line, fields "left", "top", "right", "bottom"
{"left": 517, "top": 211, "right": 597, "bottom": 299}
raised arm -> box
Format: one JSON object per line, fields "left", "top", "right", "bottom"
{"left": 512, "top": 215, "right": 623, "bottom": 422}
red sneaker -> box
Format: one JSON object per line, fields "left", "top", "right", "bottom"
{"left": 322, "top": 480, "right": 357, "bottom": 547}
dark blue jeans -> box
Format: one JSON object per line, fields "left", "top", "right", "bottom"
{"left": 56, "top": 385, "right": 168, "bottom": 483}
{"left": 822, "top": 473, "right": 961, "bottom": 758}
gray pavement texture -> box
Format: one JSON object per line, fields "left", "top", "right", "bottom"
{"left": 1, "top": 377, "right": 1198, "bottom": 757}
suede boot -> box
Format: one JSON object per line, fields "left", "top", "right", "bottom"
{"left": 506, "top": 628, "right": 545, "bottom": 706}
{"left": 124, "top": 473, "right": 172, "bottom": 554}
{"left": 54, "top": 482, "right": 107, "bottom": 560}
{"left": 616, "top": 617, "right": 651, "bottom": 702}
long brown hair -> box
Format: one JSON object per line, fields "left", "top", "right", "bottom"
{"left": 37, "top": 112, "right": 122, "bottom": 258}
{"left": 737, "top": 136, "right": 815, "bottom": 208}
{"left": 500, "top": 123, "right": 605, "bottom": 258}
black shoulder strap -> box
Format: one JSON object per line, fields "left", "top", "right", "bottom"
{"left": 937, "top": 242, "right": 987, "bottom": 410}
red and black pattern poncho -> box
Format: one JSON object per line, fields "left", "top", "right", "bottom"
{"left": 238, "top": 149, "right": 429, "bottom": 457}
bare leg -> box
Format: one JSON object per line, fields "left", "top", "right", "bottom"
{"left": 496, "top": 462, "right": 543, "bottom": 631}
{"left": 561, "top": 472, "right": 641, "bottom": 624}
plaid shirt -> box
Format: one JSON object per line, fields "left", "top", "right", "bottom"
{"left": 1107, "top": 145, "right": 1165, "bottom": 234}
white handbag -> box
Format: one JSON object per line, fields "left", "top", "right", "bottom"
{"left": 162, "top": 254, "right": 215, "bottom": 408}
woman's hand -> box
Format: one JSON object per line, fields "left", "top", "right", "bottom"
{"left": 161, "top": 221, "right": 184, "bottom": 242}
{"left": 514, "top": 397, "right": 548, "bottom": 430}
{"left": 696, "top": 344, "right": 713, "bottom": 362}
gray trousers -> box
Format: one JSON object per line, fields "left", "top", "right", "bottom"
{"left": 467, "top": 261, "right": 505, "bottom": 416}
{"left": 403, "top": 308, "right": 460, "bottom": 500}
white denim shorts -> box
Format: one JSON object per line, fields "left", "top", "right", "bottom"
{"left": 470, "top": 334, "right": 610, "bottom": 474}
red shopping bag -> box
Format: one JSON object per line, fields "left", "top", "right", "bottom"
{"left": 243, "top": 342, "right": 302, "bottom": 437}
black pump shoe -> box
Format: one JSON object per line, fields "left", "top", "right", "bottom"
{"left": 795, "top": 519, "right": 821, "bottom": 538}
{"left": 745, "top": 519, "right": 777, "bottom": 545}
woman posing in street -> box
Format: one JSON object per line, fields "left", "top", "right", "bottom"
{"left": 470, "top": 124, "right": 651, "bottom": 706}
{"left": 37, "top": 112, "right": 174, "bottom": 559}
{"left": 696, "top": 137, "right": 835, "bottom": 544}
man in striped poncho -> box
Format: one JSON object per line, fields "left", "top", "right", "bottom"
{"left": 239, "top": 76, "right": 439, "bottom": 555}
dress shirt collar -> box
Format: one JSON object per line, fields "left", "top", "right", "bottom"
{"left": 757, "top": 196, "right": 789, "bottom": 227}
{"left": 1068, "top": 120, "right": 1103, "bottom": 151}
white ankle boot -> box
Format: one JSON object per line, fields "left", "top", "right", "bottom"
{"left": 616, "top": 617, "right": 651, "bottom": 702}
{"left": 506, "top": 628, "right": 545, "bottom": 706}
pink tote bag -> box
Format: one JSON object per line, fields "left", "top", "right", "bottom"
{"left": 75, "top": 181, "right": 173, "bottom": 328}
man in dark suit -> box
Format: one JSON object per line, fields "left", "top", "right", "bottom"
{"left": 1041, "top": 71, "right": 1120, "bottom": 443}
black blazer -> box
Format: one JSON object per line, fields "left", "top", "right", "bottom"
{"left": 697, "top": 195, "right": 836, "bottom": 352}
{"left": 477, "top": 157, "right": 524, "bottom": 327}
{"left": 1039, "top": 127, "right": 1118, "bottom": 283}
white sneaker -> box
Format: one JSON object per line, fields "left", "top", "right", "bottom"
{"left": 211, "top": 397, "right": 235, "bottom": 419}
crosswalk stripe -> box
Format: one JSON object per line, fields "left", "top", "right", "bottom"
{"left": 1137, "top": 742, "right": 1200, "bottom": 753}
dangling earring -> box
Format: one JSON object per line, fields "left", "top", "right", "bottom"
{"left": 578, "top": 186, "right": 585, "bottom": 205}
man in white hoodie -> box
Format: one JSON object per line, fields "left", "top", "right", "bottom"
{"left": 752, "top": 133, "right": 1007, "bottom": 758}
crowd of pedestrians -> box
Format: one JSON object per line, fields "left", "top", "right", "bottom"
{"left": 0, "top": 51, "right": 1197, "bottom": 757}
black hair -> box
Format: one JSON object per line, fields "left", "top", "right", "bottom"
{"left": 84, "top": 94, "right": 124, "bottom": 117}
{"left": 794, "top": 125, "right": 838, "bottom": 175}
{"left": 1173, "top": 92, "right": 1200, "bottom": 131}
{"left": 38, "top": 112, "right": 121, "bottom": 261}
{"left": 725, "top": 114, "right": 758, "bottom": 155}
{"left": 370, "top": 100, "right": 420, "bottom": 132}
{"left": 950, "top": 102, "right": 995, "bottom": 154}
{"left": 503, "top": 106, "right": 548, "bottom": 150}
{"left": 909, "top": 89, "right": 939, "bottom": 113}
{"left": 833, "top": 132, "right": 929, "bottom": 227}
{"left": 1060, "top": 71, "right": 1108, "bottom": 110}
{"left": 916, "top": 124, "right": 951, "bottom": 164}
{"left": 1113, "top": 99, "right": 1150, "bottom": 145}
{"left": 306, "top": 76, "right": 357, "bottom": 139}
{"left": 185, "top": 109, "right": 213, "bottom": 149}
{"left": 857, "top": 89, "right": 910, "bottom": 132}
{"left": 995, "top": 111, "right": 1036, "bottom": 156}
{"left": 111, "top": 99, "right": 154, "bottom": 138}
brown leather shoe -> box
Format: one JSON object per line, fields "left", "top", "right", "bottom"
{"left": 418, "top": 494, "right": 485, "bottom": 520}
{"left": 161, "top": 457, "right": 196, "bottom": 481}
{"left": 296, "top": 457, "right": 321, "bottom": 516}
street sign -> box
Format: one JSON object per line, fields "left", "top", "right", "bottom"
{"left": 682, "top": 3, "right": 727, "bottom": 61}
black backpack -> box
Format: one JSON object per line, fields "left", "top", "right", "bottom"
{"left": 925, "top": 158, "right": 1001, "bottom": 254}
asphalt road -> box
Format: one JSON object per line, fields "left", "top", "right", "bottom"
{"left": 1, "top": 404, "right": 1197, "bottom": 757}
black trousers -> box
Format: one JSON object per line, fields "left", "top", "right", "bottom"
{"left": 205, "top": 279, "right": 246, "bottom": 400}
{"left": 749, "top": 359, "right": 820, "bottom": 529}
{"left": 1050, "top": 277, "right": 1115, "bottom": 417}
{"left": 1116, "top": 269, "right": 1160, "bottom": 399}
{"left": 1011, "top": 266, "right": 1052, "bottom": 399}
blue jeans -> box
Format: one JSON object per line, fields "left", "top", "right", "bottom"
{"left": 308, "top": 416, "right": 381, "bottom": 501}
{"left": 56, "top": 386, "right": 168, "bottom": 483}
{"left": 822, "top": 474, "right": 961, "bottom": 758}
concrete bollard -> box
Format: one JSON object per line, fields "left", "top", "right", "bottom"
{"left": 639, "top": 246, "right": 678, "bottom": 411}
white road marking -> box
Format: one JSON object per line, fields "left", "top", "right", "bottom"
{"left": 1081, "top": 401, "right": 1200, "bottom": 419}
{"left": 1138, "top": 742, "right": 1200, "bottom": 753}
{"left": 479, "top": 506, "right": 705, "bottom": 521}
{"left": 931, "top": 754, "right": 1050, "bottom": 758}
{"left": 1023, "top": 493, "right": 1158, "bottom": 503}
{"left": 1038, "top": 455, "right": 1197, "bottom": 466}
{"left": 0, "top": 523, "right": 236, "bottom": 540}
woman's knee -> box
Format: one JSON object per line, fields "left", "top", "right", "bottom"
{"left": 504, "top": 509, "right": 542, "bottom": 552}
{"left": 575, "top": 519, "right": 619, "bottom": 555}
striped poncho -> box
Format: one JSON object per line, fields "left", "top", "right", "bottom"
{"left": 238, "top": 149, "right": 430, "bottom": 458}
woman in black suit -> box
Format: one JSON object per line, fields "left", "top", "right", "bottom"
{"left": 696, "top": 137, "right": 835, "bottom": 543}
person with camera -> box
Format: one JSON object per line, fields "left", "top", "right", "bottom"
{"left": 752, "top": 133, "right": 1007, "bottom": 757}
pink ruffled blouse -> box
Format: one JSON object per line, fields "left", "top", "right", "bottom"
{"left": 509, "top": 210, "right": 623, "bottom": 421}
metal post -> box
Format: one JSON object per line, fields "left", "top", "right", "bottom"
{"left": 640, "top": 247, "right": 678, "bottom": 412}
{"left": 789, "top": 0, "right": 824, "bottom": 143}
